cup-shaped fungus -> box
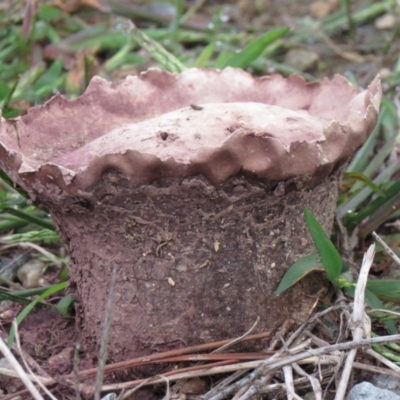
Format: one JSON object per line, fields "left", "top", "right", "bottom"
{"left": 0, "top": 68, "right": 381, "bottom": 362}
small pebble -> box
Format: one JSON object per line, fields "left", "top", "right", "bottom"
{"left": 310, "top": 0, "right": 339, "bottom": 19}
{"left": 180, "top": 378, "right": 208, "bottom": 395}
{"left": 0, "top": 357, "right": 21, "bottom": 394}
{"left": 375, "top": 13, "right": 398, "bottom": 30}
{"left": 17, "top": 259, "right": 45, "bottom": 288}
{"left": 347, "top": 381, "right": 400, "bottom": 400}
{"left": 284, "top": 49, "right": 320, "bottom": 72}
{"left": 0, "top": 257, "right": 14, "bottom": 281}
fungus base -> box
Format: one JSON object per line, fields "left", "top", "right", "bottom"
{"left": 50, "top": 169, "right": 342, "bottom": 362}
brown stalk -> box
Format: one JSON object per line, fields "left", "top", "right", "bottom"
{"left": 74, "top": 331, "right": 271, "bottom": 380}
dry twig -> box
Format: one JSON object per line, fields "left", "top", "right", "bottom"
{"left": 0, "top": 332, "right": 44, "bottom": 400}
{"left": 335, "top": 244, "right": 375, "bottom": 399}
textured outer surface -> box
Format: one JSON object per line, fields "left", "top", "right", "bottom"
{"left": 0, "top": 69, "right": 382, "bottom": 362}
{"left": 53, "top": 170, "right": 340, "bottom": 361}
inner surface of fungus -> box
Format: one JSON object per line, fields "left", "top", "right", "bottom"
{"left": 0, "top": 68, "right": 381, "bottom": 194}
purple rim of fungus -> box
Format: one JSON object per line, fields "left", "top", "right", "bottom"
{"left": 0, "top": 68, "right": 381, "bottom": 197}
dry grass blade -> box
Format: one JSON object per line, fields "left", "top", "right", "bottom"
{"left": 214, "top": 316, "right": 261, "bottom": 354}
{"left": 353, "top": 360, "right": 400, "bottom": 377}
{"left": 220, "top": 304, "right": 345, "bottom": 399}
{"left": 166, "top": 316, "right": 261, "bottom": 399}
{"left": 365, "top": 347, "right": 400, "bottom": 374}
{"left": 282, "top": 365, "right": 302, "bottom": 400}
{"left": 97, "top": 334, "right": 400, "bottom": 394}
{"left": 206, "top": 320, "right": 294, "bottom": 399}
{"left": 13, "top": 320, "right": 57, "bottom": 400}
{"left": 335, "top": 244, "right": 375, "bottom": 400}
{"left": 0, "top": 335, "right": 267, "bottom": 400}
{"left": 120, "top": 374, "right": 170, "bottom": 400}
{"left": 0, "top": 242, "right": 63, "bottom": 268}
{"left": 74, "top": 331, "right": 271, "bottom": 380}
{"left": 372, "top": 231, "right": 400, "bottom": 266}
{"left": 0, "top": 332, "right": 44, "bottom": 400}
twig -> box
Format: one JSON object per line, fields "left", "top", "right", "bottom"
{"left": 368, "top": 309, "right": 400, "bottom": 318}
{"left": 234, "top": 306, "right": 343, "bottom": 400}
{"left": 335, "top": 244, "right": 374, "bottom": 400}
{"left": 4, "top": 333, "right": 400, "bottom": 400}
{"left": 0, "top": 333, "right": 44, "bottom": 400}
{"left": 257, "top": 373, "right": 332, "bottom": 395}
{"left": 212, "top": 320, "right": 294, "bottom": 400}
{"left": 372, "top": 231, "right": 400, "bottom": 266}
{"left": 353, "top": 360, "right": 400, "bottom": 377}
{"left": 293, "top": 362, "right": 322, "bottom": 400}
{"left": 214, "top": 317, "right": 260, "bottom": 354}
{"left": 166, "top": 317, "right": 261, "bottom": 399}
{"left": 284, "top": 304, "right": 346, "bottom": 349}
{"left": 13, "top": 320, "right": 57, "bottom": 400}
{"left": 0, "top": 242, "right": 62, "bottom": 269}
{"left": 305, "top": 329, "right": 345, "bottom": 399}
{"left": 75, "top": 331, "right": 271, "bottom": 380}
{"left": 319, "top": 32, "right": 364, "bottom": 63}
{"left": 98, "top": 334, "right": 400, "bottom": 394}
{"left": 238, "top": 333, "right": 313, "bottom": 400}
{"left": 0, "top": 367, "right": 52, "bottom": 383}
{"left": 282, "top": 365, "right": 302, "bottom": 400}
{"left": 121, "top": 374, "right": 170, "bottom": 400}
{"left": 365, "top": 348, "right": 400, "bottom": 374}
{"left": 0, "top": 331, "right": 52, "bottom": 380}
{"left": 206, "top": 370, "right": 250, "bottom": 399}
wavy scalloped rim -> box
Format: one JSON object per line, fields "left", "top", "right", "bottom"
{"left": 0, "top": 68, "right": 381, "bottom": 198}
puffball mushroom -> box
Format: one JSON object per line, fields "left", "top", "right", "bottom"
{"left": 0, "top": 68, "right": 381, "bottom": 362}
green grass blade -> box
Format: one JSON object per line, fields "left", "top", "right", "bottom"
{"left": 0, "top": 77, "right": 18, "bottom": 111}
{"left": 275, "top": 253, "right": 324, "bottom": 295}
{"left": 303, "top": 208, "right": 342, "bottom": 283}
{"left": 348, "top": 130, "right": 398, "bottom": 194}
{"left": 343, "top": 172, "right": 385, "bottom": 197}
{"left": 132, "top": 26, "right": 186, "bottom": 72}
{"left": 0, "top": 218, "right": 28, "bottom": 231}
{"left": 56, "top": 294, "right": 75, "bottom": 317}
{"left": 0, "top": 206, "right": 55, "bottom": 230}
{"left": 220, "top": 27, "right": 290, "bottom": 69}
{"left": 337, "top": 162, "right": 399, "bottom": 220}
{"left": 359, "top": 191, "right": 400, "bottom": 237}
{"left": 9, "top": 286, "right": 59, "bottom": 297}
{"left": 119, "top": 20, "right": 186, "bottom": 73}
{"left": 102, "top": 39, "right": 132, "bottom": 73}
{"left": 320, "top": 2, "right": 389, "bottom": 37}
{"left": 1, "top": 229, "right": 59, "bottom": 243}
{"left": 195, "top": 41, "right": 216, "bottom": 67}
{"left": 8, "top": 281, "right": 67, "bottom": 347}
{"left": 0, "top": 290, "right": 31, "bottom": 304}
{"left": 32, "top": 58, "right": 63, "bottom": 92}
{"left": 366, "top": 280, "right": 400, "bottom": 302}
{"left": 346, "top": 179, "right": 400, "bottom": 227}
{"left": 0, "top": 171, "right": 29, "bottom": 199}
{"left": 346, "top": 98, "right": 397, "bottom": 172}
